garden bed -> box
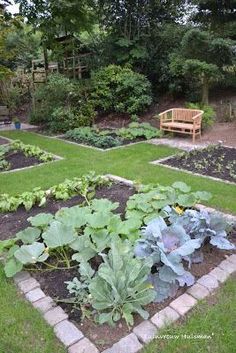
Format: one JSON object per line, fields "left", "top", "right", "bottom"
{"left": 160, "top": 145, "right": 236, "bottom": 183}
{"left": 0, "top": 137, "right": 9, "bottom": 145}
{"left": 62, "top": 134, "right": 146, "bottom": 150}
{"left": 0, "top": 140, "right": 56, "bottom": 173}
{"left": 1, "top": 175, "right": 236, "bottom": 352}
{"left": 32, "top": 237, "right": 236, "bottom": 351}
{"left": 59, "top": 123, "right": 162, "bottom": 150}
{"left": 0, "top": 182, "right": 135, "bottom": 240}
{"left": 1, "top": 150, "right": 42, "bottom": 172}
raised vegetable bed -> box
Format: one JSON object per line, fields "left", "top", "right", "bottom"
{"left": 160, "top": 145, "right": 236, "bottom": 183}
{"left": 0, "top": 140, "right": 56, "bottom": 172}
{"left": 1, "top": 174, "right": 235, "bottom": 352}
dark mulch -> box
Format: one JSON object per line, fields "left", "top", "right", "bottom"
{"left": 1, "top": 151, "right": 41, "bottom": 172}
{"left": 0, "top": 182, "right": 135, "bottom": 240}
{"left": 161, "top": 145, "right": 236, "bottom": 183}
{"left": 32, "top": 232, "right": 236, "bottom": 351}
{"left": 0, "top": 137, "right": 9, "bottom": 145}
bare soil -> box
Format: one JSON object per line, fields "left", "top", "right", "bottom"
{"left": 32, "top": 234, "right": 236, "bottom": 351}
{"left": 0, "top": 137, "right": 9, "bottom": 145}
{"left": 0, "top": 183, "right": 135, "bottom": 240}
{"left": 200, "top": 122, "right": 236, "bottom": 147}
{"left": 161, "top": 145, "right": 236, "bottom": 183}
{"left": 1, "top": 151, "right": 41, "bottom": 172}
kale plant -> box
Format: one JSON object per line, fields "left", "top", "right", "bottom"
{"left": 135, "top": 217, "right": 201, "bottom": 302}
{"left": 89, "top": 241, "right": 155, "bottom": 327}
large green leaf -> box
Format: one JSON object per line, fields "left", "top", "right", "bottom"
{"left": 16, "top": 227, "right": 41, "bottom": 244}
{"left": 0, "top": 238, "right": 16, "bottom": 253}
{"left": 42, "top": 221, "right": 77, "bottom": 248}
{"left": 86, "top": 212, "right": 111, "bottom": 229}
{"left": 91, "top": 199, "right": 119, "bottom": 212}
{"left": 28, "top": 213, "right": 54, "bottom": 228}
{"left": 14, "top": 242, "right": 48, "bottom": 264}
{"left": 55, "top": 206, "right": 90, "bottom": 228}
{"left": 4, "top": 258, "right": 23, "bottom": 277}
{"left": 172, "top": 182, "right": 191, "bottom": 193}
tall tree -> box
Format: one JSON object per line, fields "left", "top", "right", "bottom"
{"left": 170, "top": 29, "right": 234, "bottom": 103}
{"left": 16, "top": 0, "right": 96, "bottom": 48}
{"left": 192, "top": 0, "right": 236, "bottom": 39}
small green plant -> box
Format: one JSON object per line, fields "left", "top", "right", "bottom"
{"left": 64, "top": 262, "right": 95, "bottom": 320}
{"left": 0, "top": 145, "right": 11, "bottom": 171}
{"left": 117, "top": 122, "right": 162, "bottom": 140}
{"left": 11, "top": 140, "right": 54, "bottom": 163}
{"left": 185, "top": 102, "right": 216, "bottom": 129}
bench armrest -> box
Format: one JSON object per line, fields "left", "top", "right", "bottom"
{"left": 159, "top": 109, "right": 173, "bottom": 124}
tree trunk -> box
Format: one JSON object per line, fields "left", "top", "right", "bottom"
{"left": 202, "top": 76, "right": 209, "bottom": 105}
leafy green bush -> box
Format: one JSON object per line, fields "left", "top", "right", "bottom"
{"left": 31, "top": 74, "right": 95, "bottom": 132}
{"left": 185, "top": 102, "right": 216, "bottom": 129}
{"left": 117, "top": 122, "right": 162, "bottom": 140}
{"left": 65, "top": 127, "right": 122, "bottom": 148}
{"left": 90, "top": 65, "right": 152, "bottom": 115}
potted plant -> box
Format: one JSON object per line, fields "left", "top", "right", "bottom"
{"left": 13, "top": 118, "right": 21, "bottom": 130}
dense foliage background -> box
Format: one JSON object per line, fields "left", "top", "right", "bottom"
{"left": 0, "top": 0, "right": 235, "bottom": 129}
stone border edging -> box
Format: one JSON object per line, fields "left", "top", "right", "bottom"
{"left": 13, "top": 256, "right": 236, "bottom": 353}
{"left": 0, "top": 137, "right": 64, "bottom": 174}
{"left": 150, "top": 157, "right": 236, "bottom": 186}
{"left": 12, "top": 174, "right": 236, "bottom": 353}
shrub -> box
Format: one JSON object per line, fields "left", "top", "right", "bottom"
{"left": 31, "top": 74, "right": 95, "bottom": 132}
{"left": 185, "top": 102, "right": 216, "bottom": 129}
{"left": 90, "top": 65, "right": 152, "bottom": 115}
{"left": 65, "top": 127, "right": 121, "bottom": 148}
{"left": 117, "top": 122, "right": 162, "bottom": 140}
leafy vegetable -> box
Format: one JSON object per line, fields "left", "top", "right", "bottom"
{"left": 175, "top": 209, "right": 235, "bottom": 261}
{"left": 117, "top": 122, "right": 162, "bottom": 140}
{"left": 135, "top": 217, "right": 201, "bottom": 302}
{"left": 89, "top": 241, "right": 155, "bottom": 327}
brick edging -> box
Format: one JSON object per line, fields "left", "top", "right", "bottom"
{"left": 13, "top": 255, "right": 236, "bottom": 353}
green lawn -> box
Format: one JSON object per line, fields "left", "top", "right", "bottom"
{"left": 0, "top": 130, "right": 236, "bottom": 353}
{"left": 143, "top": 274, "right": 236, "bottom": 353}
{"left": 0, "top": 131, "right": 236, "bottom": 213}
{"left": 0, "top": 267, "right": 66, "bottom": 353}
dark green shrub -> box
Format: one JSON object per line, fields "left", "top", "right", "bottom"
{"left": 65, "top": 127, "right": 121, "bottom": 149}
{"left": 185, "top": 102, "right": 216, "bottom": 129}
{"left": 90, "top": 65, "right": 152, "bottom": 115}
{"left": 31, "top": 74, "right": 95, "bottom": 132}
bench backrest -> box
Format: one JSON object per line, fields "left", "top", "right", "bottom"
{"left": 173, "top": 109, "right": 201, "bottom": 122}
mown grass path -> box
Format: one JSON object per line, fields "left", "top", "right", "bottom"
{"left": 0, "top": 131, "right": 236, "bottom": 213}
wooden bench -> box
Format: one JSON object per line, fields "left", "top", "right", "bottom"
{"left": 0, "top": 106, "right": 11, "bottom": 125}
{"left": 159, "top": 108, "right": 203, "bottom": 143}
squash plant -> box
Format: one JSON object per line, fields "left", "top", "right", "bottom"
{"left": 126, "top": 181, "right": 212, "bottom": 225}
